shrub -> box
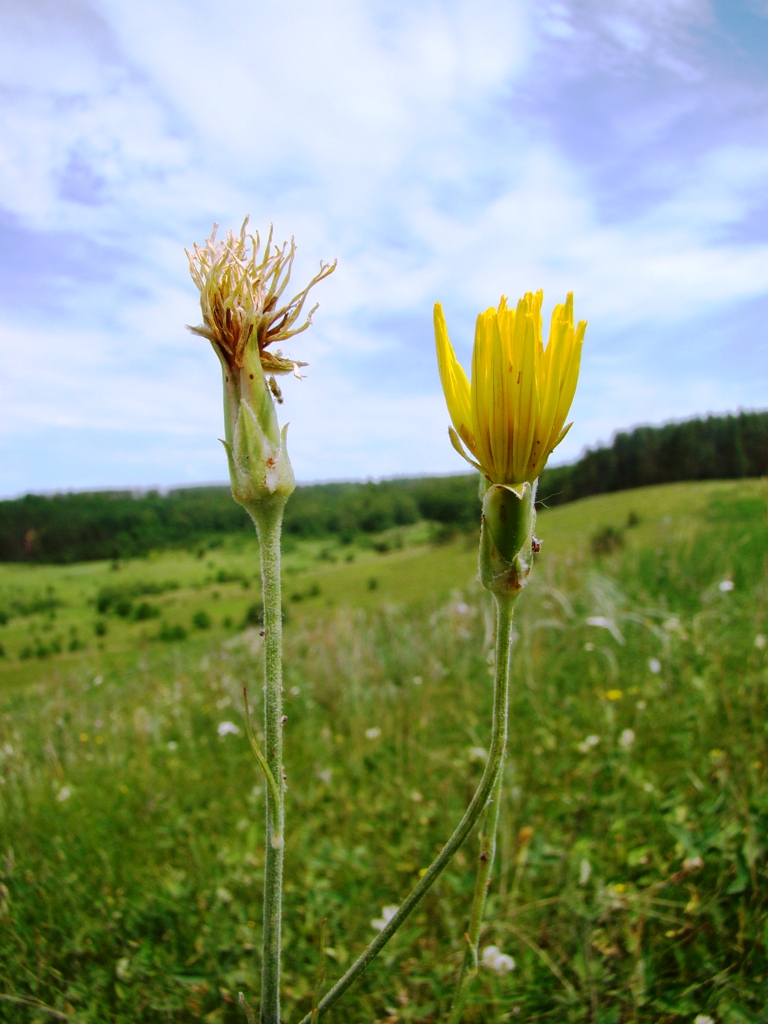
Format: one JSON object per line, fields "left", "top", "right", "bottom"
{"left": 591, "top": 525, "right": 625, "bottom": 556}
{"left": 243, "top": 601, "right": 264, "bottom": 627}
{"left": 158, "top": 622, "right": 187, "bottom": 642}
{"left": 133, "top": 602, "right": 160, "bottom": 621}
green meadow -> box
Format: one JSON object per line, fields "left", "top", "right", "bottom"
{"left": 1, "top": 479, "right": 767, "bottom": 1023}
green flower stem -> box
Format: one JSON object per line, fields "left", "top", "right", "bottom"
{"left": 252, "top": 497, "right": 288, "bottom": 1024}
{"left": 447, "top": 755, "right": 505, "bottom": 1023}
{"left": 297, "top": 593, "right": 517, "bottom": 1024}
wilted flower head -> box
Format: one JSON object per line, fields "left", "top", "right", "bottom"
{"left": 435, "top": 291, "right": 585, "bottom": 486}
{"left": 186, "top": 218, "right": 336, "bottom": 378}
{"left": 185, "top": 219, "right": 335, "bottom": 514}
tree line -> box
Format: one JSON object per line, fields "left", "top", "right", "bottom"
{"left": 538, "top": 409, "right": 767, "bottom": 507}
{"left": 0, "top": 410, "right": 764, "bottom": 563}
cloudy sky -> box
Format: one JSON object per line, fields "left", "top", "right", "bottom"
{"left": 1, "top": 0, "right": 766, "bottom": 495}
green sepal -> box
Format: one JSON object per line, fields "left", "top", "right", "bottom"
{"left": 479, "top": 480, "right": 537, "bottom": 599}
{"left": 218, "top": 343, "right": 295, "bottom": 517}
{"left": 225, "top": 401, "right": 295, "bottom": 516}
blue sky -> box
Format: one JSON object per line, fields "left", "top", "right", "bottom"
{"left": 0, "top": 0, "right": 766, "bottom": 495}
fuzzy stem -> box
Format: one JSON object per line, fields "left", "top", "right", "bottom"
{"left": 252, "top": 498, "right": 287, "bottom": 1024}
{"left": 447, "top": 748, "right": 505, "bottom": 1023}
{"left": 296, "top": 594, "right": 517, "bottom": 1024}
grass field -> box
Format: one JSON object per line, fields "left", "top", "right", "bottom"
{"left": 1, "top": 479, "right": 767, "bottom": 1023}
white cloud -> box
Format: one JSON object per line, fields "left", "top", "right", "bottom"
{"left": 0, "top": 0, "right": 766, "bottom": 492}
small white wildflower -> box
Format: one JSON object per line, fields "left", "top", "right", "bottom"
{"left": 456, "top": 602, "right": 469, "bottom": 614}
{"left": 648, "top": 658, "right": 661, "bottom": 674}
{"left": 619, "top": 728, "right": 635, "bottom": 749}
{"left": 371, "top": 905, "right": 399, "bottom": 931}
{"left": 755, "top": 634, "right": 766, "bottom": 650}
{"left": 587, "top": 616, "right": 625, "bottom": 644}
{"left": 217, "top": 721, "right": 240, "bottom": 737}
{"left": 636, "top": 700, "right": 647, "bottom": 710}
{"left": 587, "top": 615, "right": 610, "bottom": 627}
{"left": 584, "top": 641, "right": 594, "bottom": 651}
{"left": 719, "top": 580, "right": 734, "bottom": 592}
{"left": 412, "top": 675, "right": 423, "bottom": 685}
{"left": 167, "top": 741, "right": 178, "bottom": 751}
{"left": 290, "top": 685, "right": 301, "bottom": 695}
{"left": 56, "top": 787, "right": 71, "bottom": 802}
{"left": 694, "top": 1015, "right": 715, "bottom": 1024}
{"left": 411, "top": 791, "right": 423, "bottom": 802}
{"left": 115, "top": 957, "right": 132, "bottom": 982}
{"left": 469, "top": 746, "right": 488, "bottom": 762}
{"left": 93, "top": 675, "right": 103, "bottom": 686}
{"left": 317, "top": 768, "right": 332, "bottom": 785}
{"left": 481, "top": 945, "right": 516, "bottom": 974}
{"left": 684, "top": 855, "right": 704, "bottom": 871}
{"left": 578, "top": 735, "right": 600, "bottom": 753}
{"left": 579, "top": 858, "right": 592, "bottom": 886}
{"left": 365, "top": 727, "right": 381, "bottom": 740}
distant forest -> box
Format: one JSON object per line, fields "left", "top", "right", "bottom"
{"left": 0, "top": 410, "right": 765, "bottom": 563}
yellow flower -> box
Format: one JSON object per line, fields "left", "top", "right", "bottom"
{"left": 434, "top": 291, "right": 586, "bottom": 485}
{"left": 186, "top": 218, "right": 336, "bottom": 377}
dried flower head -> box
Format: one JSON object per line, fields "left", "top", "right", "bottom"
{"left": 186, "top": 218, "right": 336, "bottom": 377}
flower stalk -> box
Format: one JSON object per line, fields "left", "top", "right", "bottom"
{"left": 298, "top": 288, "right": 585, "bottom": 1022}
{"left": 256, "top": 499, "right": 287, "bottom": 1024}
{"left": 186, "top": 220, "right": 334, "bottom": 1024}
{"left": 447, "top": 741, "right": 505, "bottom": 1023}
{"left": 297, "top": 592, "right": 517, "bottom": 1024}
{"left": 434, "top": 290, "right": 585, "bottom": 1014}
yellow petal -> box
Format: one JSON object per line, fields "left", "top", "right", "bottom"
{"left": 550, "top": 316, "right": 585, "bottom": 448}
{"left": 448, "top": 426, "right": 484, "bottom": 474}
{"left": 513, "top": 313, "right": 538, "bottom": 483}
{"left": 488, "top": 310, "right": 510, "bottom": 481}
{"left": 434, "top": 304, "right": 474, "bottom": 451}
{"left": 471, "top": 309, "right": 497, "bottom": 478}
{"left": 530, "top": 317, "right": 565, "bottom": 478}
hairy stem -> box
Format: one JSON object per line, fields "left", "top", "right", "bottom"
{"left": 252, "top": 499, "right": 287, "bottom": 1024}
{"left": 447, "top": 753, "right": 505, "bottom": 1023}
{"left": 297, "top": 594, "right": 516, "bottom": 1024}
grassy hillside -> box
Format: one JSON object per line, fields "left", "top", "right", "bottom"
{"left": 0, "top": 479, "right": 767, "bottom": 1022}
{"left": 1, "top": 409, "right": 765, "bottom": 565}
